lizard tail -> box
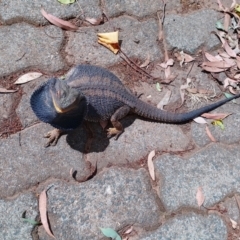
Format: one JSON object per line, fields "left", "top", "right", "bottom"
{"left": 133, "top": 94, "right": 240, "bottom": 123}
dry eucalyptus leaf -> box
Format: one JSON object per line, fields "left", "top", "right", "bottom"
{"left": 0, "top": 88, "right": 17, "bottom": 93}
{"left": 196, "top": 187, "right": 205, "bottom": 208}
{"left": 193, "top": 117, "right": 207, "bottom": 124}
{"left": 41, "top": 8, "right": 78, "bottom": 31}
{"left": 140, "top": 54, "right": 150, "bottom": 68}
{"left": 201, "top": 65, "right": 226, "bottom": 73}
{"left": 205, "top": 125, "right": 216, "bottom": 142}
{"left": 223, "top": 41, "right": 237, "bottom": 58}
{"left": 39, "top": 190, "right": 55, "bottom": 239}
{"left": 15, "top": 72, "right": 42, "bottom": 84}
{"left": 230, "top": 218, "right": 238, "bottom": 229}
{"left": 124, "top": 226, "right": 133, "bottom": 234}
{"left": 202, "top": 61, "right": 234, "bottom": 69}
{"left": 186, "top": 88, "right": 198, "bottom": 94}
{"left": 183, "top": 52, "right": 195, "bottom": 63}
{"left": 159, "top": 59, "right": 174, "bottom": 69}
{"left": 147, "top": 150, "right": 155, "bottom": 181}
{"left": 85, "top": 17, "right": 102, "bottom": 25}
{"left": 204, "top": 52, "right": 221, "bottom": 62}
{"left": 202, "top": 112, "right": 231, "bottom": 120}
{"left": 157, "top": 90, "right": 171, "bottom": 110}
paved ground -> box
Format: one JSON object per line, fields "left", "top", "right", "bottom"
{"left": 1, "top": 0, "right": 240, "bottom": 239}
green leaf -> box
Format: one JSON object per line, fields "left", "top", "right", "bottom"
{"left": 58, "top": 0, "right": 75, "bottom": 4}
{"left": 22, "top": 218, "right": 40, "bottom": 226}
{"left": 235, "top": 4, "right": 240, "bottom": 13}
{"left": 100, "top": 227, "right": 121, "bottom": 240}
{"left": 212, "top": 120, "right": 224, "bottom": 130}
{"left": 224, "top": 92, "right": 236, "bottom": 103}
{"left": 156, "top": 82, "right": 162, "bottom": 92}
{"left": 216, "top": 21, "right": 224, "bottom": 31}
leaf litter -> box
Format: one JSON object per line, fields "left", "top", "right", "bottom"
{"left": 196, "top": 186, "right": 205, "bottom": 208}
{"left": 14, "top": 72, "right": 42, "bottom": 84}
{"left": 41, "top": 8, "right": 78, "bottom": 31}
{"left": 39, "top": 189, "right": 55, "bottom": 239}
{"left": 147, "top": 150, "right": 156, "bottom": 181}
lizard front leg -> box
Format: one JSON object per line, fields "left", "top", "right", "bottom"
{"left": 44, "top": 128, "right": 64, "bottom": 147}
{"left": 107, "top": 105, "right": 131, "bottom": 139}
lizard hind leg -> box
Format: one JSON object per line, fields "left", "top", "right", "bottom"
{"left": 107, "top": 105, "right": 131, "bottom": 139}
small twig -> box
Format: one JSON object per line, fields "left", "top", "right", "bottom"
{"left": 119, "top": 49, "right": 154, "bottom": 79}
{"left": 16, "top": 52, "right": 26, "bottom": 62}
{"left": 186, "top": 62, "right": 195, "bottom": 79}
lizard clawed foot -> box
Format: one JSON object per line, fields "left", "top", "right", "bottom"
{"left": 44, "top": 129, "right": 62, "bottom": 147}
{"left": 107, "top": 127, "right": 123, "bottom": 140}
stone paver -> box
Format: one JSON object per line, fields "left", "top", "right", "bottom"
{"left": 0, "top": 193, "right": 38, "bottom": 240}
{"left": 0, "top": 0, "right": 101, "bottom": 25}
{"left": 16, "top": 76, "right": 47, "bottom": 128}
{"left": 86, "top": 118, "right": 192, "bottom": 169}
{"left": 0, "top": 92, "right": 15, "bottom": 126}
{"left": 0, "top": 123, "right": 88, "bottom": 198}
{"left": 65, "top": 16, "right": 162, "bottom": 67}
{"left": 139, "top": 213, "right": 227, "bottom": 240}
{"left": 1, "top": 1, "right": 240, "bottom": 239}
{"left": 164, "top": 9, "right": 220, "bottom": 53}
{"left": 0, "top": 24, "right": 64, "bottom": 77}
{"left": 155, "top": 143, "right": 240, "bottom": 211}
{"left": 192, "top": 103, "right": 240, "bottom": 147}
{"left": 104, "top": 0, "right": 162, "bottom": 18}
{"left": 38, "top": 168, "right": 161, "bottom": 239}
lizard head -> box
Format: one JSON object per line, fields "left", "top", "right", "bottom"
{"left": 30, "top": 78, "right": 87, "bottom": 130}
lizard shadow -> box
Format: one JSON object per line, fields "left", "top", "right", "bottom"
{"left": 66, "top": 115, "right": 137, "bottom": 153}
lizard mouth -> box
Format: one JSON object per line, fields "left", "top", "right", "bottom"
{"left": 51, "top": 90, "right": 79, "bottom": 114}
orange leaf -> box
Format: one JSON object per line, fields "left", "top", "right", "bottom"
{"left": 39, "top": 190, "right": 55, "bottom": 239}
{"left": 97, "top": 31, "right": 120, "bottom": 54}
{"left": 147, "top": 150, "right": 155, "bottom": 181}
{"left": 41, "top": 8, "right": 78, "bottom": 31}
{"left": 196, "top": 187, "right": 205, "bottom": 208}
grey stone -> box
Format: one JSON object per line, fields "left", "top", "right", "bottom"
{"left": 16, "top": 76, "right": 47, "bottom": 128}
{"left": 104, "top": 0, "right": 163, "bottom": 18}
{"left": 0, "top": 0, "right": 101, "bottom": 25}
{"left": 0, "top": 92, "right": 15, "bottom": 126}
{"left": 85, "top": 117, "right": 191, "bottom": 170}
{"left": 139, "top": 213, "right": 227, "bottom": 240}
{"left": 222, "top": 196, "right": 240, "bottom": 222}
{"left": 154, "top": 143, "right": 240, "bottom": 211}
{"left": 0, "top": 23, "right": 64, "bottom": 78}
{"left": 38, "top": 167, "right": 161, "bottom": 240}
{"left": 191, "top": 103, "right": 240, "bottom": 147}
{"left": 0, "top": 123, "right": 88, "bottom": 198}
{"left": 0, "top": 193, "right": 38, "bottom": 240}
{"left": 164, "top": 9, "right": 220, "bottom": 53}
{"left": 65, "top": 16, "right": 162, "bottom": 67}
